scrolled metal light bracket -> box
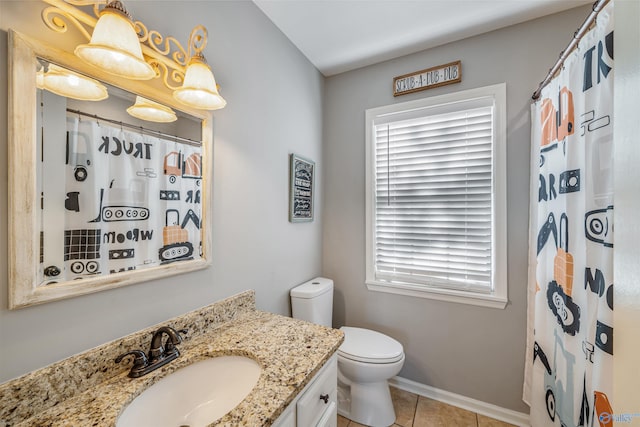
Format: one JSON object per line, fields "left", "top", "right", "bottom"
{"left": 40, "top": 0, "right": 209, "bottom": 92}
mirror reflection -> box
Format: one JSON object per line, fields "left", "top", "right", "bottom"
{"left": 35, "top": 59, "right": 204, "bottom": 286}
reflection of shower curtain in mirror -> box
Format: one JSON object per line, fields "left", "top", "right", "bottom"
{"left": 524, "top": 3, "right": 613, "bottom": 426}
{"left": 38, "top": 115, "right": 203, "bottom": 285}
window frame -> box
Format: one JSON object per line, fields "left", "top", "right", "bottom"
{"left": 365, "top": 83, "right": 508, "bottom": 309}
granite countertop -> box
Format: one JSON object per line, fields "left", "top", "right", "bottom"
{"left": 1, "top": 291, "right": 344, "bottom": 427}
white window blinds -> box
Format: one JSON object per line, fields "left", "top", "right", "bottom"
{"left": 372, "top": 99, "right": 495, "bottom": 293}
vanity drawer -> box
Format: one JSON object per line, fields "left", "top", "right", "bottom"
{"left": 296, "top": 355, "right": 337, "bottom": 427}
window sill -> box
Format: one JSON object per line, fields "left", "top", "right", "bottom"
{"left": 366, "top": 280, "right": 508, "bottom": 309}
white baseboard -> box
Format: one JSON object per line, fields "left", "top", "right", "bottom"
{"left": 389, "top": 376, "right": 531, "bottom": 427}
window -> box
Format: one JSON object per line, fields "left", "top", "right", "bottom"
{"left": 365, "top": 83, "right": 507, "bottom": 308}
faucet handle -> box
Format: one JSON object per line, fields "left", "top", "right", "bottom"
{"left": 165, "top": 329, "right": 188, "bottom": 354}
{"left": 115, "top": 350, "right": 148, "bottom": 369}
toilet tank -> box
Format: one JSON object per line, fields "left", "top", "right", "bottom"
{"left": 290, "top": 277, "right": 333, "bottom": 327}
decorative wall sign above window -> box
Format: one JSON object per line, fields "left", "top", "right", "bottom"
{"left": 393, "top": 60, "right": 461, "bottom": 97}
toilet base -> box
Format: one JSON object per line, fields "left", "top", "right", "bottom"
{"left": 337, "top": 380, "right": 396, "bottom": 427}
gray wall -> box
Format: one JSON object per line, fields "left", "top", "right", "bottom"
{"left": 0, "top": 1, "right": 324, "bottom": 383}
{"left": 322, "top": 6, "right": 590, "bottom": 412}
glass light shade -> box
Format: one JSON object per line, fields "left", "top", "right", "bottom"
{"left": 74, "top": 4, "right": 155, "bottom": 80}
{"left": 126, "top": 96, "right": 177, "bottom": 123}
{"left": 37, "top": 64, "right": 108, "bottom": 101}
{"left": 173, "top": 58, "right": 226, "bottom": 110}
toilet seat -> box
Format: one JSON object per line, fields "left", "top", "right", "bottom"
{"left": 338, "top": 327, "right": 404, "bottom": 364}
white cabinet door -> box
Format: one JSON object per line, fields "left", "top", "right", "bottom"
{"left": 271, "top": 354, "right": 338, "bottom": 427}
{"left": 316, "top": 401, "right": 337, "bottom": 427}
{"left": 296, "top": 356, "right": 337, "bottom": 426}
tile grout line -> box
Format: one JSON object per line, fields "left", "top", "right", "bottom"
{"left": 412, "top": 392, "right": 419, "bottom": 427}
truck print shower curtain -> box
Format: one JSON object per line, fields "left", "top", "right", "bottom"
{"left": 525, "top": 3, "right": 614, "bottom": 426}
{"left": 38, "top": 114, "right": 203, "bottom": 285}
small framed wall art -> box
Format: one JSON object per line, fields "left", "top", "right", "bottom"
{"left": 289, "top": 153, "right": 315, "bottom": 222}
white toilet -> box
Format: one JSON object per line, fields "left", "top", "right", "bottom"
{"left": 290, "top": 277, "right": 405, "bottom": 427}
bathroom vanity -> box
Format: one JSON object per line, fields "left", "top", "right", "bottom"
{"left": 0, "top": 290, "right": 344, "bottom": 426}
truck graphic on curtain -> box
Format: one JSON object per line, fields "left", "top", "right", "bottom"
{"left": 39, "top": 115, "right": 203, "bottom": 284}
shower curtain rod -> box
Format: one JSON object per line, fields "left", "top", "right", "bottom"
{"left": 66, "top": 108, "right": 202, "bottom": 147}
{"left": 531, "top": 0, "right": 610, "bottom": 100}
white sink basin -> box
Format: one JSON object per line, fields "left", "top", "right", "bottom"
{"left": 117, "top": 356, "right": 262, "bottom": 427}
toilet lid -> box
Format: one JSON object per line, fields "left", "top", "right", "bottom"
{"left": 338, "top": 327, "right": 404, "bottom": 364}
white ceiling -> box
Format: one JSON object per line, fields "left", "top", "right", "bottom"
{"left": 253, "top": 0, "right": 591, "bottom": 76}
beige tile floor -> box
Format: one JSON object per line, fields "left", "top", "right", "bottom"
{"left": 337, "top": 387, "right": 517, "bottom": 427}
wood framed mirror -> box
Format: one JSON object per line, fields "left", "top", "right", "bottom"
{"left": 8, "top": 30, "right": 213, "bottom": 309}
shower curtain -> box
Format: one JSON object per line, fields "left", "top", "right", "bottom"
{"left": 39, "top": 114, "right": 203, "bottom": 285}
{"left": 524, "top": 3, "right": 614, "bottom": 426}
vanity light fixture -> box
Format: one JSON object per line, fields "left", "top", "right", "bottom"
{"left": 127, "top": 96, "right": 178, "bottom": 123}
{"left": 173, "top": 53, "right": 226, "bottom": 110}
{"left": 41, "top": 0, "right": 227, "bottom": 111}
{"left": 74, "top": 0, "right": 155, "bottom": 80}
{"left": 173, "top": 27, "right": 227, "bottom": 111}
{"left": 36, "top": 63, "right": 109, "bottom": 101}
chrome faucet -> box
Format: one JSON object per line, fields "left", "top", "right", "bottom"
{"left": 116, "top": 326, "right": 187, "bottom": 378}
